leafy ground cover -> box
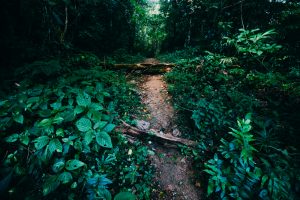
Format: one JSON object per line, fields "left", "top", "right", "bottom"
{"left": 0, "top": 54, "right": 153, "bottom": 199}
{"left": 164, "top": 29, "right": 300, "bottom": 199}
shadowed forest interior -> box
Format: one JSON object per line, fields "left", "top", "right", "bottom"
{"left": 0, "top": 0, "right": 300, "bottom": 199}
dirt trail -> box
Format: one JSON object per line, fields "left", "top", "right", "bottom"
{"left": 136, "top": 58, "right": 201, "bottom": 200}
{"left": 140, "top": 75, "right": 174, "bottom": 132}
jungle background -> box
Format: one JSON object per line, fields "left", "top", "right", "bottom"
{"left": 0, "top": 0, "right": 300, "bottom": 199}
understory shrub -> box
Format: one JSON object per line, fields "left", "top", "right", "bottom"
{"left": 204, "top": 114, "right": 297, "bottom": 199}
{"left": 164, "top": 28, "right": 300, "bottom": 199}
{"left": 0, "top": 61, "right": 152, "bottom": 199}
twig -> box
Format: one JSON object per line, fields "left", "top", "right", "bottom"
{"left": 60, "top": 6, "right": 68, "bottom": 43}
{"left": 240, "top": 1, "right": 245, "bottom": 30}
{"left": 222, "top": 0, "right": 246, "bottom": 10}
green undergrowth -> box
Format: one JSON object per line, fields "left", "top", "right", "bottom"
{"left": 158, "top": 46, "right": 202, "bottom": 63}
{"left": 165, "top": 29, "right": 300, "bottom": 199}
{"left": 0, "top": 53, "right": 153, "bottom": 199}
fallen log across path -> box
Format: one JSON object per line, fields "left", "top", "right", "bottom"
{"left": 117, "top": 120, "right": 197, "bottom": 147}
{"left": 102, "top": 63, "right": 175, "bottom": 74}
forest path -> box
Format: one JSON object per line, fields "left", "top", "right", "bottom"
{"left": 131, "top": 58, "right": 201, "bottom": 200}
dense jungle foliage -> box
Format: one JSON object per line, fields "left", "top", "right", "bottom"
{"left": 1, "top": 0, "right": 299, "bottom": 199}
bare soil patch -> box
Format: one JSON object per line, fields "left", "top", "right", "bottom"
{"left": 140, "top": 75, "right": 175, "bottom": 132}
{"left": 133, "top": 60, "right": 201, "bottom": 199}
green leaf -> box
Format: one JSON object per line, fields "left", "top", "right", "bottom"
{"left": 76, "top": 118, "right": 92, "bottom": 132}
{"left": 94, "top": 121, "right": 107, "bottom": 130}
{"left": 103, "top": 124, "right": 116, "bottom": 133}
{"left": 13, "top": 114, "right": 24, "bottom": 124}
{"left": 207, "top": 179, "right": 214, "bottom": 196}
{"left": 48, "top": 139, "right": 63, "bottom": 153}
{"left": 91, "top": 110, "right": 102, "bottom": 121}
{"left": 50, "top": 102, "right": 62, "bottom": 110}
{"left": 38, "top": 110, "right": 52, "bottom": 118}
{"left": 56, "top": 128, "right": 65, "bottom": 137}
{"left": 99, "top": 188, "right": 112, "bottom": 200}
{"left": 52, "top": 160, "right": 65, "bottom": 173}
{"left": 5, "top": 134, "right": 19, "bottom": 143}
{"left": 27, "top": 96, "right": 40, "bottom": 104}
{"left": 96, "top": 94, "right": 104, "bottom": 103}
{"left": 103, "top": 92, "right": 110, "bottom": 97}
{"left": 71, "top": 182, "right": 77, "bottom": 189}
{"left": 76, "top": 93, "right": 91, "bottom": 107}
{"left": 41, "top": 145, "right": 53, "bottom": 162}
{"left": 245, "top": 113, "right": 252, "bottom": 120}
{"left": 96, "top": 131, "right": 113, "bottom": 148}
{"left": 43, "top": 175, "right": 60, "bottom": 196}
{"left": 114, "top": 192, "right": 136, "bottom": 200}
{"left": 53, "top": 115, "right": 64, "bottom": 124}
{"left": 38, "top": 119, "right": 52, "bottom": 127}
{"left": 90, "top": 103, "right": 104, "bottom": 111}
{"left": 0, "top": 100, "right": 9, "bottom": 107}
{"left": 74, "top": 140, "right": 82, "bottom": 151}
{"left": 34, "top": 136, "right": 50, "bottom": 150}
{"left": 261, "top": 175, "right": 268, "bottom": 187}
{"left": 59, "top": 109, "right": 75, "bottom": 122}
{"left": 96, "top": 83, "right": 104, "bottom": 92}
{"left": 204, "top": 169, "right": 215, "bottom": 176}
{"left": 66, "top": 160, "right": 85, "bottom": 170}
{"left": 19, "top": 134, "right": 30, "bottom": 145}
{"left": 84, "top": 131, "right": 94, "bottom": 145}
{"left": 74, "top": 106, "right": 85, "bottom": 114}
{"left": 59, "top": 172, "right": 73, "bottom": 184}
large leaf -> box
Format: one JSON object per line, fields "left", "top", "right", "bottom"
{"left": 76, "top": 93, "right": 91, "bottom": 107}
{"left": 50, "top": 102, "right": 62, "bottom": 110}
{"left": 207, "top": 179, "right": 214, "bottom": 196}
{"left": 19, "top": 134, "right": 29, "bottom": 145}
{"left": 74, "top": 140, "right": 82, "bottom": 151}
{"left": 38, "top": 119, "right": 52, "bottom": 127}
{"left": 56, "top": 128, "right": 65, "bottom": 137}
{"left": 94, "top": 121, "right": 107, "bottom": 130}
{"left": 52, "top": 115, "right": 64, "bottom": 124}
{"left": 13, "top": 114, "right": 24, "bottom": 124}
{"left": 66, "top": 159, "right": 85, "bottom": 171}
{"left": 98, "top": 188, "right": 112, "bottom": 200}
{"left": 48, "top": 139, "right": 63, "bottom": 153}
{"left": 84, "top": 131, "right": 94, "bottom": 145}
{"left": 90, "top": 103, "right": 104, "bottom": 111}
{"left": 34, "top": 136, "right": 50, "bottom": 150}
{"left": 59, "top": 172, "right": 73, "bottom": 184}
{"left": 103, "top": 124, "right": 116, "bottom": 133}
{"left": 41, "top": 145, "right": 53, "bottom": 162}
{"left": 43, "top": 175, "right": 60, "bottom": 196}
{"left": 96, "top": 131, "right": 113, "bottom": 148}
{"left": 74, "top": 106, "right": 85, "bottom": 114}
{"left": 59, "top": 109, "right": 75, "bottom": 122}
{"left": 52, "top": 159, "right": 65, "bottom": 173}
{"left": 5, "top": 134, "right": 19, "bottom": 143}
{"left": 114, "top": 192, "right": 136, "bottom": 200}
{"left": 76, "top": 118, "right": 92, "bottom": 132}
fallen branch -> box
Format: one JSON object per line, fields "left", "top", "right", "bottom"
{"left": 119, "top": 120, "right": 197, "bottom": 147}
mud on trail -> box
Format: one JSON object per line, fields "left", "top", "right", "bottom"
{"left": 130, "top": 58, "right": 201, "bottom": 200}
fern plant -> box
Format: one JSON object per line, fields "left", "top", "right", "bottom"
{"left": 224, "top": 29, "right": 282, "bottom": 57}
{"left": 204, "top": 114, "right": 295, "bottom": 199}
